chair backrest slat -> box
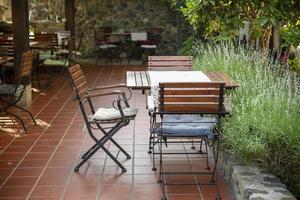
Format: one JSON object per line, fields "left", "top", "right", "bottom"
{"left": 68, "top": 64, "right": 88, "bottom": 100}
{"left": 20, "top": 51, "right": 33, "bottom": 77}
{"left": 148, "top": 56, "right": 192, "bottom": 71}
{"left": 0, "top": 38, "right": 14, "bottom": 56}
{"left": 158, "top": 82, "right": 225, "bottom": 113}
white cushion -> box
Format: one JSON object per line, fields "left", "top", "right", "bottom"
{"left": 93, "top": 107, "right": 138, "bottom": 121}
{"left": 141, "top": 44, "right": 157, "bottom": 49}
{"left": 98, "top": 44, "right": 118, "bottom": 49}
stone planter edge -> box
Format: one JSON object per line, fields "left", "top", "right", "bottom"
{"left": 218, "top": 149, "right": 297, "bottom": 200}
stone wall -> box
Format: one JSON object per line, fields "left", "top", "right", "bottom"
{"left": 219, "top": 150, "right": 297, "bottom": 200}
{"left": 28, "top": 0, "right": 192, "bottom": 57}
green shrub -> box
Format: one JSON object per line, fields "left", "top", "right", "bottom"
{"left": 193, "top": 42, "right": 300, "bottom": 196}
{"left": 179, "top": 36, "right": 194, "bottom": 56}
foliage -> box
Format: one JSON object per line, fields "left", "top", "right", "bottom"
{"left": 288, "top": 58, "right": 300, "bottom": 71}
{"left": 193, "top": 42, "right": 300, "bottom": 196}
{"left": 281, "top": 21, "right": 300, "bottom": 47}
{"left": 164, "top": 0, "right": 300, "bottom": 49}
{"left": 179, "top": 36, "right": 194, "bottom": 55}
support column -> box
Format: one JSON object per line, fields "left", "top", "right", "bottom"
{"left": 12, "top": 0, "right": 29, "bottom": 72}
{"left": 11, "top": 0, "right": 31, "bottom": 106}
{"left": 65, "top": 0, "right": 75, "bottom": 37}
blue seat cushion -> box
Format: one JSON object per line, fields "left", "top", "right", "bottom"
{"left": 150, "top": 115, "right": 217, "bottom": 139}
{"left": 0, "top": 84, "right": 24, "bottom": 96}
{"left": 39, "top": 51, "right": 53, "bottom": 60}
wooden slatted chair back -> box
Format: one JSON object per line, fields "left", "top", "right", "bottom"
{"left": 33, "top": 33, "right": 58, "bottom": 49}
{"left": 158, "top": 82, "right": 225, "bottom": 113}
{"left": 20, "top": 51, "right": 33, "bottom": 77}
{"left": 17, "top": 51, "right": 33, "bottom": 85}
{"left": 68, "top": 64, "right": 88, "bottom": 100}
{"left": 0, "top": 37, "right": 14, "bottom": 56}
{"left": 148, "top": 56, "right": 193, "bottom": 71}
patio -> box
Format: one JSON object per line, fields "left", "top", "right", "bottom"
{"left": 0, "top": 64, "right": 233, "bottom": 200}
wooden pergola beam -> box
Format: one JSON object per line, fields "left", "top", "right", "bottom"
{"left": 65, "top": 0, "right": 75, "bottom": 37}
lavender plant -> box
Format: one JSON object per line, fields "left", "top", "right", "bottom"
{"left": 193, "top": 42, "right": 300, "bottom": 195}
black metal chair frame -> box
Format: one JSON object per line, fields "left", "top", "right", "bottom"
{"left": 150, "top": 82, "right": 228, "bottom": 200}
{"left": 68, "top": 65, "right": 135, "bottom": 173}
{"left": 0, "top": 51, "right": 36, "bottom": 132}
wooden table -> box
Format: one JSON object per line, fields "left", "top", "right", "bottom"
{"left": 126, "top": 71, "right": 239, "bottom": 90}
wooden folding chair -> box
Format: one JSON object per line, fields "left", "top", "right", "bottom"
{"left": 0, "top": 51, "right": 36, "bottom": 132}
{"left": 147, "top": 56, "right": 193, "bottom": 153}
{"left": 68, "top": 64, "right": 138, "bottom": 172}
{"left": 150, "top": 82, "right": 229, "bottom": 200}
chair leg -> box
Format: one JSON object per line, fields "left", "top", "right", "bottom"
{"left": 191, "top": 139, "right": 195, "bottom": 149}
{"left": 13, "top": 104, "right": 36, "bottom": 125}
{"left": 210, "top": 135, "right": 221, "bottom": 199}
{"left": 94, "top": 123, "right": 131, "bottom": 159}
{"left": 158, "top": 136, "right": 163, "bottom": 183}
{"left": 109, "top": 138, "right": 131, "bottom": 159}
{"left": 204, "top": 139, "right": 210, "bottom": 170}
{"left": 82, "top": 136, "right": 131, "bottom": 160}
{"left": 76, "top": 122, "right": 128, "bottom": 172}
{"left": 199, "top": 139, "right": 203, "bottom": 153}
{"left": 75, "top": 143, "right": 127, "bottom": 172}
{"left": 6, "top": 110, "right": 27, "bottom": 132}
{"left": 151, "top": 136, "right": 158, "bottom": 171}
{"left": 148, "top": 132, "right": 153, "bottom": 154}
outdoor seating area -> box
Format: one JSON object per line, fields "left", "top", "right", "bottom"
{"left": 0, "top": 1, "right": 299, "bottom": 200}
{"left": 0, "top": 64, "right": 234, "bottom": 200}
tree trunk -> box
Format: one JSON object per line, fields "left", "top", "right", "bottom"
{"left": 260, "top": 26, "right": 272, "bottom": 51}
{"left": 272, "top": 21, "right": 283, "bottom": 51}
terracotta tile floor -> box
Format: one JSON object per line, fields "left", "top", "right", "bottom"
{"left": 0, "top": 64, "right": 234, "bottom": 200}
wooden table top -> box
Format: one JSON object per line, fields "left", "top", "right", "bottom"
{"left": 0, "top": 56, "right": 13, "bottom": 65}
{"left": 126, "top": 71, "right": 239, "bottom": 90}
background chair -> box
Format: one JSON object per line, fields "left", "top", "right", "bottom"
{"left": 150, "top": 82, "right": 228, "bottom": 200}
{"left": 148, "top": 56, "right": 193, "bottom": 71}
{"left": 0, "top": 36, "right": 14, "bottom": 83}
{"left": 146, "top": 55, "right": 193, "bottom": 152}
{"left": 0, "top": 51, "right": 36, "bottom": 132}
{"left": 68, "top": 64, "right": 138, "bottom": 172}
{"left": 141, "top": 27, "right": 163, "bottom": 59}
{"left": 94, "top": 27, "right": 122, "bottom": 64}
{"left": 33, "top": 33, "right": 58, "bottom": 61}
{"left": 36, "top": 33, "right": 73, "bottom": 88}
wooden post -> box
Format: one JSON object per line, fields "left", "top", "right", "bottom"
{"left": 65, "top": 0, "right": 75, "bottom": 37}
{"left": 11, "top": 0, "right": 31, "bottom": 106}
{"left": 12, "top": 0, "right": 29, "bottom": 73}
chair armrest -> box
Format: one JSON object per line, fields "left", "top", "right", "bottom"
{"left": 89, "top": 84, "right": 132, "bottom": 104}
{"left": 88, "top": 84, "right": 127, "bottom": 91}
{"left": 87, "top": 90, "right": 123, "bottom": 98}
